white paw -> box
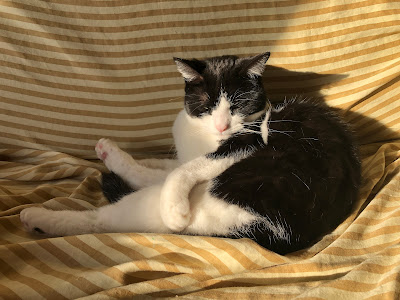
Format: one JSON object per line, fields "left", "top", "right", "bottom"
{"left": 95, "top": 138, "right": 118, "bottom": 161}
{"left": 161, "top": 197, "right": 191, "bottom": 232}
{"left": 160, "top": 178, "right": 191, "bottom": 232}
{"left": 20, "top": 207, "right": 53, "bottom": 235}
{"left": 95, "top": 138, "right": 123, "bottom": 171}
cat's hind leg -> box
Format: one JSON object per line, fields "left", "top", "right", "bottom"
{"left": 20, "top": 207, "right": 102, "bottom": 236}
{"left": 135, "top": 158, "right": 179, "bottom": 171}
{"left": 20, "top": 184, "right": 171, "bottom": 236}
{"left": 95, "top": 138, "right": 170, "bottom": 189}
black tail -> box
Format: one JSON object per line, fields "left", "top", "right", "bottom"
{"left": 101, "top": 172, "right": 135, "bottom": 203}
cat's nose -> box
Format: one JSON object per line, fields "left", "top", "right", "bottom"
{"left": 216, "top": 124, "right": 229, "bottom": 133}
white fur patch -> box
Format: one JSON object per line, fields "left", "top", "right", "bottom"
{"left": 261, "top": 108, "right": 271, "bottom": 144}
{"left": 212, "top": 92, "right": 232, "bottom": 133}
{"left": 183, "top": 182, "right": 258, "bottom": 236}
{"left": 173, "top": 110, "right": 221, "bottom": 164}
{"left": 235, "top": 209, "right": 291, "bottom": 243}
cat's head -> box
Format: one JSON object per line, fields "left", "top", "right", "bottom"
{"left": 174, "top": 52, "right": 270, "bottom": 137}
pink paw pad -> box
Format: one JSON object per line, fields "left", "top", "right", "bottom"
{"left": 101, "top": 152, "right": 108, "bottom": 160}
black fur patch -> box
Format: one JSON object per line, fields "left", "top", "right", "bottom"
{"left": 101, "top": 172, "right": 135, "bottom": 203}
{"left": 210, "top": 99, "right": 361, "bottom": 255}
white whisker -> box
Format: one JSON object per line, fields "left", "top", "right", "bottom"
{"left": 291, "top": 172, "right": 310, "bottom": 190}
{"left": 269, "top": 129, "right": 295, "bottom": 138}
{"left": 267, "top": 120, "right": 300, "bottom": 123}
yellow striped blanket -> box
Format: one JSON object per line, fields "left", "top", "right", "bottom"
{"left": 0, "top": 1, "right": 399, "bottom": 299}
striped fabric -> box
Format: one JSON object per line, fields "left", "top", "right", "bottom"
{"left": 0, "top": 0, "right": 399, "bottom": 299}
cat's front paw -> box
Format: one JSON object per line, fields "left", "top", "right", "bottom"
{"left": 160, "top": 176, "right": 191, "bottom": 232}
{"left": 20, "top": 207, "right": 53, "bottom": 235}
{"left": 161, "top": 196, "right": 191, "bottom": 232}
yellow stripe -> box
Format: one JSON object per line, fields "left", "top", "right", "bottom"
{"left": 0, "top": 9, "right": 398, "bottom": 47}
{"left": 3, "top": 0, "right": 393, "bottom": 21}
{"left": 160, "top": 235, "right": 234, "bottom": 275}
{"left": 0, "top": 256, "right": 69, "bottom": 299}
{"left": 1, "top": 21, "right": 398, "bottom": 60}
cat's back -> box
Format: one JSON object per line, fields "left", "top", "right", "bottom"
{"left": 267, "top": 99, "right": 357, "bottom": 152}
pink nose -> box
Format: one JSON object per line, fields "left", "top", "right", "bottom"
{"left": 216, "top": 124, "right": 229, "bottom": 133}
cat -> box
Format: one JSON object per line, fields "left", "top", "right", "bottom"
{"left": 20, "top": 52, "right": 361, "bottom": 255}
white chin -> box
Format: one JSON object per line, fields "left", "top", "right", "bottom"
{"left": 217, "top": 131, "right": 231, "bottom": 138}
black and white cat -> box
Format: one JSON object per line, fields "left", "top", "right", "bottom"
{"left": 20, "top": 52, "right": 361, "bottom": 255}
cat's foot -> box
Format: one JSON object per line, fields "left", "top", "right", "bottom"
{"left": 160, "top": 175, "right": 192, "bottom": 232}
{"left": 95, "top": 138, "right": 119, "bottom": 161}
{"left": 20, "top": 207, "right": 56, "bottom": 236}
{"left": 95, "top": 138, "right": 126, "bottom": 172}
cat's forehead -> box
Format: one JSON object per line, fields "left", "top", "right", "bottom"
{"left": 204, "top": 56, "right": 240, "bottom": 76}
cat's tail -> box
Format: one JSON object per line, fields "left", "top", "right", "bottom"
{"left": 101, "top": 172, "right": 135, "bottom": 203}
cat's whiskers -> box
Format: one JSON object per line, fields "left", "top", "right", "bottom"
{"left": 291, "top": 172, "right": 311, "bottom": 190}
{"left": 241, "top": 129, "right": 260, "bottom": 134}
{"left": 233, "top": 90, "right": 257, "bottom": 100}
{"left": 230, "top": 126, "right": 261, "bottom": 137}
{"left": 185, "top": 93, "right": 200, "bottom": 99}
{"left": 229, "top": 123, "right": 248, "bottom": 133}
{"left": 166, "top": 96, "right": 184, "bottom": 102}
{"left": 234, "top": 98, "right": 259, "bottom": 102}
{"left": 231, "top": 89, "right": 244, "bottom": 101}
{"left": 189, "top": 102, "right": 207, "bottom": 114}
{"left": 268, "top": 129, "right": 295, "bottom": 138}
{"left": 243, "top": 120, "right": 263, "bottom": 125}
{"left": 267, "top": 120, "right": 300, "bottom": 123}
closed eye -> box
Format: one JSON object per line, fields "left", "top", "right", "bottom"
{"left": 201, "top": 92, "right": 210, "bottom": 102}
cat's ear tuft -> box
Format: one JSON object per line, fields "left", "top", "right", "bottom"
{"left": 173, "top": 57, "right": 204, "bottom": 83}
{"left": 244, "top": 52, "right": 270, "bottom": 78}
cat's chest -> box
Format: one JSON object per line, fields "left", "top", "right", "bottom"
{"left": 173, "top": 110, "right": 220, "bottom": 164}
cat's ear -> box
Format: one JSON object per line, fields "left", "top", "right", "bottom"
{"left": 243, "top": 52, "right": 270, "bottom": 78}
{"left": 173, "top": 57, "right": 205, "bottom": 83}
